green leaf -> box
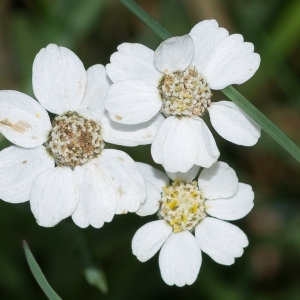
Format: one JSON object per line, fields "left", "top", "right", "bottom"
{"left": 222, "top": 86, "right": 300, "bottom": 163}
{"left": 84, "top": 267, "right": 108, "bottom": 294}
{"left": 119, "top": 0, "right": 300, "bottom": 163}
{"left": 119, "top": 0, "right": 172, "bottom": 40}
{"left": 23, "top": 240, "right": 62, "bottom": 300}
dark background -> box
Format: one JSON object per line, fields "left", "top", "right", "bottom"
{"left": 0, "top": 0, "right": 300, "bottom": 299}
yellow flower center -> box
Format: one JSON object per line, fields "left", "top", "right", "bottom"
{"left": 158, "top": 180, "right": 206, "bottom": 233}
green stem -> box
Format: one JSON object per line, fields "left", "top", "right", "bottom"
{"left": 119, "top": 0, "right": 300, "bottom": 163}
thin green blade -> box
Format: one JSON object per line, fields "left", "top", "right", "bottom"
{"left": 222, "top": 86, "right": 300, "bottom": 162}
{"left": 119, "top": 0, "right": 300, "bottom": 163}
{"left": 23, "top": 240, "right": 62, "bottom": 300}
{"left": 119, "top": 0, "right": 172, "bottom": 40}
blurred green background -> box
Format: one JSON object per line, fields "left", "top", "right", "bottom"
{"left": 1, "top": 0, "right": 300, "bottom": 299}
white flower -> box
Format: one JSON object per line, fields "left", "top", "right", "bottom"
{"left": 0, "top": 44, "right": 147, "bottom": 227}
{"left": 132, "top": 162, "right": 254, "bottom": 287}
{"left": 105, "top": 19, "right": 261, "bottom": 173}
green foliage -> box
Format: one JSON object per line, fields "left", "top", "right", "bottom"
{"left": 0, "top": 0, "right": 300, "bottom": 299}
{"left": 23, "top": 241, "right": 62, "bottom": 300}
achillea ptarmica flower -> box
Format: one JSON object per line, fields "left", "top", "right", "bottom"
{"left": 105, "top": 19, "right": 261, "bottom": 173}
{"left": 132, "top": 162, "right": 254, "bottom": 287}
{"left": 0, "top": 44, "right": 147, "bottom": 227}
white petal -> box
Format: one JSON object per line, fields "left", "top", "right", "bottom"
{"left": 209, "top": 101, "right": 261, "bottom": 146}
{"left": 95, "top": 149, "right": 146, "bottom": 214}
{"left": 189, "top": 20, "right": 229, "bottom": 72}
{"left": 132, "top": 220, "right": 172, "bottom": 262}
{"left": 188, "top": 118, "right": 219, "bottom": 168}
{"left": 136, "top": 162, "right": 169, "bottom": 190}
{"left": 151, "top": 117, "right": 198, "bottom": 173}
{"left": 0, "top": 146, "right": 54, "bottom": 203}
{"left": 195, "top": 217, "right": 248, "bottom": 265}
{"left": 30, "top": 167, "right": 79, "bottom": 227}
{"left": 154, "top": 35, "right": 194, "bottom": 73}
{"left": 136, "top": 181, "right": 161, "bottom": 216}
{"left": 72, "top": 162, "right": 117, "bottom": 228}
{"left": 205, "top": 183, "right": 254, "bottom": 221}
{"left": 71, "top": 195, "right": 92, "bottom": 228}
{"left": 101, "top": 112, "right": 164, "bottom": 146}
{"left": 0, "top": 91, "right": 51, "bottom": 148}
{"left": 198, "top": 161, "right": 238, "bottom": 200}
{"left": 159, "top": 231, "right": 202, "bottom": 287}
{"left": 32, "top": 44, "right": 87, "bottom": 114}
{"left": 76, "top": 64, "right": 110, "bottom": 122}
{"left": 106, "top": 43, "right": 161, "bottom": 86}
{"left": 104, "top": 79, "right": 161, "bottom": 124}
{"left": 202, "top": 34, "right": 261, "bottom": 89}
{"left": 136, "top": 161, "right": 169, "bottom": 216}
{"left": 166, "top": 165, "right": 200, "bottom": 183}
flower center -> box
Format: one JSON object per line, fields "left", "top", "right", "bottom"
{"left": 158, "top": 180, "right": 206, "bottom": 233}
{"left": 45, "top": 112, "right": 104, "bottom": 168}
{"left": 158, "top": 66, "right": 212, "bottom": 117}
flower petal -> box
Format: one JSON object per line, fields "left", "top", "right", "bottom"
{"left": 0, "top": 146, "right": 54, "bottom": 203}
{"left": 136, "top": 161, "right": 169, "bottom": 216}
{"left": 195, "top": 217, "right": 248, "bottom": 265}
{"left": 71, "top": 195, "right": 92, "bottom": 229}
{"left": 0, "top": 91, "right": 51, "bottom": 147}
{"left": 106, "top": 43, "right": 161, "bottom": 86}
{"left": 101, "top": 112, "right": 164, "bottom": 146}
{"left": 154, "top": 35, "right": 194, "bottom": 73}
{"left": 151, "top": 117, "right": 198, "bottom": 173}
{"left": 72, "top": 162, "right": 117, "bottom": 228}
{"left": 159, "top": 231, "right": 202, "bottom": 287}
{"left": 189, "top": 19, "right": 228, "bottom": 72}
{"left": 32, "top": 44, "right": 87, "bottom": 114}
{"left": 189, "top": 118, "right": 219, "bottom": 168}
{"left": 202, "top": 34, "right": 260, "bottom": 89}
{"left": 104, "top": 79, "right": 161, "bottom": 124}
{"left": 95, "top": 149, "right": 146, "bottom": 214}
{"left": 135, "top": 181, "right": 161, "bottom": 216}
{"left": 205, "top": 183, "right": 254, "bottom": 221}
{"left": 166, "top": 165, "right": 200, "bottom": 183}
{"left": 209, "top": 101, "right": 261, "bottom": 146}
{"left": 136, "top": 162, "right": 169, "bottom": 191}
{"left": 132, "top": 220, "right": 172, "bottom": 262}
{"left": 198, "top": 161, "right": 238, "bottom": 200}
{"left": 30, "top": 167, "right": 79, "bottom": 227}
{"left": 76, "top": 64, "right": 110, "bottom": 122}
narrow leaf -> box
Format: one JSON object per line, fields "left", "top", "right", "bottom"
{"left": 119, "top": 0, "right": 300, "bottom": 163}
{"left": 23, "top": 240, "right": 62, "bottom": 300}
{"left": 119, "top": 0, "right": 172, "bottom": 40}
{"left": 222, "top": 86, "right": 300, "bottom": 163}
{"left": 84, "top": 267, "right": 108, "bottom": 294}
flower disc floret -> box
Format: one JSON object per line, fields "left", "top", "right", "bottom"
{"left": 158, "top": 66, "right": 211, "bottom": 117}
{"left": 46, "top": 112, "right": 104, "bottom": 168}
{"left": 158, "top": 180, "right": 206, "bottom": 232}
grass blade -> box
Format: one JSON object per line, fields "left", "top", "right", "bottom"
{"left": 23, "top": 240, "right": 62, "bottom": 300}
{"left": 222, "top": 86, "right": 300, "bottom": 162}
{"left": 119, "top": 0, "right": 172, "bottom": 40}
{"left": 119, "top": 0, "right": 300, "bottom": 163}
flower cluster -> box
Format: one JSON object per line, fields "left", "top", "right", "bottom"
{"left": 0, "top": 20, "right": 260, "bottom": 286}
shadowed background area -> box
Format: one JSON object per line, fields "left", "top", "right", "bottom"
{"left": 0, "top": 0, "right": 300, "bottom": 299}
